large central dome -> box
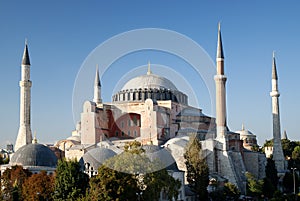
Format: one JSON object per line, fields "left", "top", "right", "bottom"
{"left": 112, "top": 68, "right": 188, "bottom": 105}
{"left": 122, "top": 73, "right": 177, "bottom": 91}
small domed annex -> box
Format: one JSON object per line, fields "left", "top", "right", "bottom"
{"left": 235, "top": 124, "right": 258, "bottom": 150}
{"left": 10, "top": 143, "right": 58, "bottom": 167}
{"left": 112, "top": 69, "right": 188, "bottom": 104}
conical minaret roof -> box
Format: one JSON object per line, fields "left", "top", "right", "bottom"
{"left": 217, "top": 22, "right": 224, "bottom": 59}
{"left": 94, "top": 65, "right": 101, "bottom": 87}
{"left": 22, "top": 40, "right": 30, "bottom": 65}
{"left": 272, "top": 51, "right": 278, "bottom": 80}
{"left": 282, "top": 130, "right": 288, "bottom": 140}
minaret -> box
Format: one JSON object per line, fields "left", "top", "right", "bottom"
{"left": 212, "top": 23, "right": 245, "bottom": 191}
{"left": 282, "top": 130, "right": 288, "bottom": 140}
{"left": 93, "top": 65, "right": 102, "bottom": 104}
{"left": 15, "top": 41, "right": 33, "bottom": 151}
{"left": 270, "top": 52, "right": 285, "bottom": 172}
{"left": 214, "top": 23, "right": 228, "bottom": 142}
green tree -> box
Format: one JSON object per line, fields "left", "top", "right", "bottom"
{"left": 1, "top": 165, "right": 31, "bottom": 201}
{"left": 246, "top": 172, "right": 263, "bottom": 198}
{"left": 142, "top": 168, "right": 181, "bottom": 201}
{"left": 251, "top": 145, "right": 261, "bottom": 152}
{"left": 22, "top": 171, "right": 54, "bottom": 201}
{"left": 264, "top": 157, "right": 278, "bottom": 197}
{"left": 223, "top": 182, "right": 240, "bottom": 201}
{"left": 208, "top": 182, "right": 240, "bottom": 201}
{"left": 292, "top": 146, "right": 300, "bottom": 169}
{"left": 265, "top": 159, "right": 278, "bottom": 186}
{"left": 87, "top": 165, "right": 138, "bottom": 201}
{"left": 53, "top": 159, "right": 89, "bottom": 201}
{"left": 283, "top": 172, "right": 299, "bottom": 194}
{"left": 184, "top": 135, "right": 209, "bottom": 201}
{"left": 281, "top": 139, "right": 297, "bottom": 158}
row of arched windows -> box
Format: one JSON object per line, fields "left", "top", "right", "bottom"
{"left": 112, "top": 88, "right": 188, "bottom": 104}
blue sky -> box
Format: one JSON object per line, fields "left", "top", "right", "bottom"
{"left": 0, "top": 1, "right": 299, "bottom": 147}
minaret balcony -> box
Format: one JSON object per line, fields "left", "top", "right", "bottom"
{"left": 270, "top": 91, "right": 280, "bottom": 97}
{"left": 19, "top": 80, "right": 32, "bottom": 87}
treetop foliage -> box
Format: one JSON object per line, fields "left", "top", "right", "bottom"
{"left": 53, "top": 159, "right": 89, "bottom": 200}
{"left": 184, "top": 134, "right": 209, "bottom": 201}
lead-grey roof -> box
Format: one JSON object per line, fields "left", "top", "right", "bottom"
{"left": 217, "top": 23, "right": 224, "bottom": 59}
{"left": 22, "top": 44, "right": 30, "bottom": 65}
{"left": 10, "top": 144, "right": 57, "bottom": 167}
{"left": 80, "top": 147, "right": 117, "bottom": 170}
{"left": 272, "top": 52, "right": 278, "bottom": 80}
{"left": 143, "top": 145, "right": 179, "bottom": 171}
{"left": 121, "top": 73, "right": 177, "bottom": 91}
{"left": 94, "top": 67, "right": 101, "bottom": 87}
{"left": 177, "top": 107, "right": 204, "bottom": 117}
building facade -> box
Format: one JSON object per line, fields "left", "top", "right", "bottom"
{"left": 56, "top": 24, "right": 268, "bottom": 194}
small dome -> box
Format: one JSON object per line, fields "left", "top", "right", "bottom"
{"left": 235, "top": 124, "right": 256, "bottom": 137}
{"left": 80, "top": 147, "right": 117, "bottom": 170}
{"left": 121, "top": 73, "right": 177, "bottom": 91}
{"left": 10, "top": 144, "right": 57, "bottom": 167}
{"left": 236, "top": 129, "right": 255, "bottom": 137}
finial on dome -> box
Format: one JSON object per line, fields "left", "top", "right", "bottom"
{"left": 147, "top": 61, "right": 152, "bottom": 75}
{"left": 32, "top": 131, "right": 38, "bottom": 144}
{"left": 242, "top": 123, "right": 245, "bottom": 131}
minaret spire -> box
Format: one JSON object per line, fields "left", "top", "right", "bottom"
{"left": 272, "top": 51, "right": 278, "bottom": 80}
{"left": 93, "top": 64, "right": 102, "bottom": 104}
{"left": 217, "top": 22, "right": 224, "bottom": 61}
{"left": 15, "top": 40, "right": 33, "bottom": 151}
{"left": 270, "top": 52, "right": 285, "bottom": 172}
{"left": 282, "top": 130, "right": 288, "bottom": 140}
{"left": 214, "top": 22, "right": 228, "bottom": 143}
{"left": 22, "top": 40, "right": 30, "bottom": 65}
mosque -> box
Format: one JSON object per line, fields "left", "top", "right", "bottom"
{"left": 6, "top": 24, "right": 287, "bottom": 198}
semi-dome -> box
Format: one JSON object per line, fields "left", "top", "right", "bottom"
{"left": 122, "top": 73, "right": 178, "bottom": 91}
{"left": 10, "top": 143, "right": 58, "bottom": 167}
{"left": 143, "top": 145, "right": 179, "bottom": 171}
{"left": 80, "top": 147, "right": 117, "bottom": 170}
